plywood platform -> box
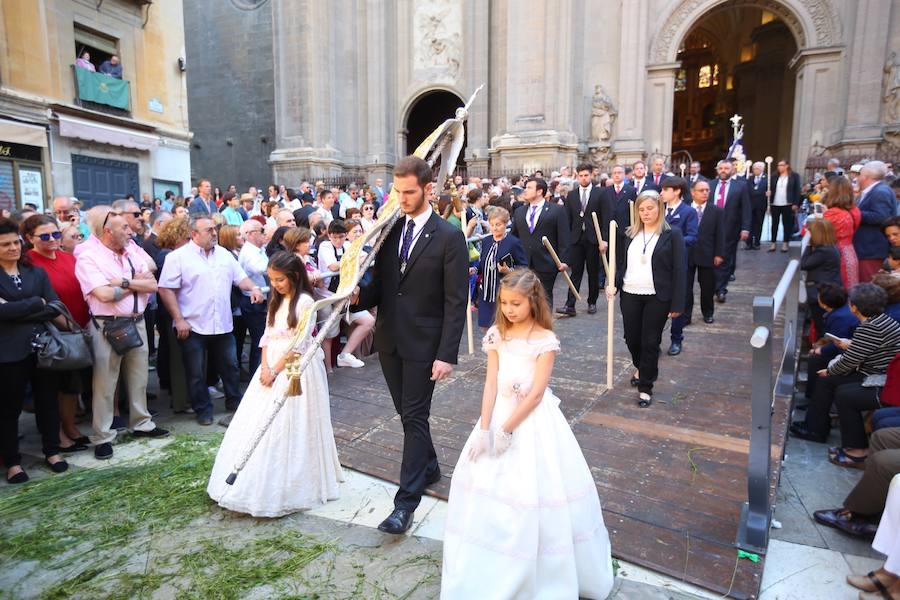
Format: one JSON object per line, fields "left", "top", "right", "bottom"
{"left": 329, "top": 249, "right": 793, "bottom": 599}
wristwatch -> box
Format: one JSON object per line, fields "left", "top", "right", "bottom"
{"left": 121, "top": 278, "right": 130, "bottom": 289}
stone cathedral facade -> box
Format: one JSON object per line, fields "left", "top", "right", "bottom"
{"left": 186, "top": 0, "right": 900, "bottom": 188}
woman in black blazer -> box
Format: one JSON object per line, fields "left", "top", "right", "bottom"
{"left": 0, "top": 218, "right": 67, "bottom": 483}
{"left": 608, "top": 191, "right": 686, "bottom": 407}
{"left": 769, "top": 159, "right": 802, "bottom": 252}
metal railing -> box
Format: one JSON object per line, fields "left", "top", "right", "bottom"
{"left": 736, "top": 242, "right": 802, "bottom": 553}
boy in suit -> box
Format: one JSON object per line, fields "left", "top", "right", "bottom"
{"left": 661, "top": 176, "right": 698, "bottom": 356}
{"left": 510, "top": 177, "right": 571, "bottom": 304}
{"left": 686, "top": 179, "right": 725, "bottom": 324}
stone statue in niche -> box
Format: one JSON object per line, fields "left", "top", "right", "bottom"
{"left": 884, "top": 52, "right": 900, "bottom": 124}
{"left": 591, "top": 85, "right": 617, "bottom": 142}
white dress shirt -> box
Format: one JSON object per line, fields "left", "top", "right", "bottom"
{"left": 622, "top": 232, "right": 659, "bottom": 295}
{"left": 397, "top": 207, "right": 434, "bottom": 257}
{"left": 525, "top": 199, "right": 547, "bottom": 229}
{"left": 773, "top": 175, "right": 788, "bottom": 206}
{"left": 238, "top": 242, "right": 269, "bottom": 297}
{"left": 158, "top": 241, "right": 249, "bottom": 335}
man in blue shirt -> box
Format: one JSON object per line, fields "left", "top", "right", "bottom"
{"left": 99, "top": 55, "right": 123, "bottom": 79}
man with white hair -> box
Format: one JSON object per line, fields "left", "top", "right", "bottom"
{"left": 237, "top": 219, "right": 269, "bottom": 376}
{"left": 824, "top": 157, "right": 844, "bottom": 182}
{"left": 747, "top": 161, "right": 768, "bottom": 249}
{"left": 853, "top": 160, "right": 896, "bottom": 282}
{"left": 275, "top": 208, "right": 296, "bottom": 228}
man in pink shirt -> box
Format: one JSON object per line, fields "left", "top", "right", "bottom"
{"left": 75, "top": 206, "right": 169, "bottom": 460}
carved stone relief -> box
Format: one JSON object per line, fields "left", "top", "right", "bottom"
{"left": 413, "top": 0, "right": 462, "bottom": 82}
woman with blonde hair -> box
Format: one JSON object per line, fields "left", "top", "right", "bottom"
{"left": 823, "top": 176, "right": 861, "bottom": 288}
{"left": 607, "top": 190, "right": 686, "bottom": 407}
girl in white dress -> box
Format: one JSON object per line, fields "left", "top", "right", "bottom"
{"left": 207, "top": 251, "right": 343, "bottom": 517}
{"left": 441, "top": 269, "right": 614, "bottom": 600}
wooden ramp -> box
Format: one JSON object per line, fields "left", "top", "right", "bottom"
{"left": 329, "top": 250, "right": 793, "bottom": 599}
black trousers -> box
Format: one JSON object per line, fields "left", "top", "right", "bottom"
{"left": 770, "top": 205, "right": 794, "bottom": 243}
{"left": 714, "top": 238, "right": 739, "bottom": 294}
{"left": 232, "top": 314, "right": 247, "bottom": 369}
{"left": 835, "top": 383, "right": 881, "bottom": 448}
{"left": 0, "top": 355, "right": 60, "bottom": 466}
{"left": 566, "top": 238, "right": 601, "bottom": 307}
{"left": 379, "top": 351, "right": 440, "bottom": 511}
{"left": 804, "top": 353, "right": 828, "bottom": 400}
{"left": 144, "top": 308, "right": 156, "bottom": 355}
{"left": 749, "top": 205, "right": 767, "bottom": 247}
{"left": 686, "top": 261, "right": 715, "bottom": 320}
{"left": 157, "top": 308, "right": 171, "bottom": 390}
{"left": 804, "top": 371, "right": 864, "bottom": 437}
{"left": 620, "top": 291, "right": 671, "bottom": 394}
{"left": 535, "top": 270, "right": 558, "bottom": 307}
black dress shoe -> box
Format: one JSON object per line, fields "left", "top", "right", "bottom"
{"left": 377, "top": 509, "right": 414, "bottom": 534}
{"left": 555, "top": 306, "right": 576, "bottom": 317}
{"left": 6, "top": 469, "right": 28, "bottom": 484}
{"left": 729, "top": 274, "right": 736, "bottom": 282}
{"left": 789, "top": 422, "right": 828, "bottom": 443}
{"left": 197, "top": 415, "right": 214, "bottom": 426}
{"left": 667, "top": 342, "right": 682, "bottom": 356}
{"left": 94, "top": 442, "right": 113, "bottom": 460}
{"left": 133, "top": 427, "right": 170, "bottom": 439}
{"left": 587, "top": 304, "right": 597, "bottom": 314}
{"left": 703, "top": 315, "right": 715, "bottom": 324}
{"left": 630, "top": 377, "right": 640, "bottom": 387}
{"left": 715, "top": 292, "right": 726, "bottom": 303}
{"left": 45, "top": 458, "right": 69, "bottom": 473}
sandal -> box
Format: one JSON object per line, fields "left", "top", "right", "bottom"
{"left": 638, "top": 392, "right": 652, "bottom": 408}
{"left": 848, "top": 571, "right": 896, "bottom": 594}
{"left": 829, "top": 448, "right": 867, "bottom": 469}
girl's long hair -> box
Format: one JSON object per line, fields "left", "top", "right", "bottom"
{"left": 493, "top": 268, "right": 554, "bottom": 337}
{"left": 266, "top": 251, "right": 314, "bottom": 329}
{"left": 625, "top": 190, "right": 670, "bottom": 239}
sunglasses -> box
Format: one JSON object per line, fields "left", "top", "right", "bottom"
{"left": 101, "top": 210, "right": 120, "bottom": 230}
{"left": 36, "top": 231, "right": 63, "bottom": 241}
{"left": 363, "top": 206, "right": 374, "bottom": 211}
{"left": 126, "top": 211, "right": 142, "bottom": 218}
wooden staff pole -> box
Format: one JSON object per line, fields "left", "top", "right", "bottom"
{"left": 765, "top": 156, "right": 773, "bottom": 194}
{"left": 606, "top": 220, "right": 617, "bottom": 390}
{"left": 591, "top": 212, "right": 611, "bottom": 279}
{"left": 541, "top": 236, "right": 581, "bottom": 301}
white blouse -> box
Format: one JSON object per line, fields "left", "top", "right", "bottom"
{"left": 622, "top": 232, "right": 658, "bottom": 295}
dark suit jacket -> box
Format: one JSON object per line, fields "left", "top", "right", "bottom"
{"left": 564, "top": 184, "right": 612, "bottom": 245}
{"left": 357, "top": 212, "right": 468, "bottom": 365}
{"left": 0, "top": 265, "right": 61, "bottom": 363}
{"left": 665, "top": 202, "right": 699, "bottom": 248}
{"left": 748, "top": 175, "right": 768, "bottom": 211}
{"left": 853, "top": 181, "right": 896, "bottom": 260}
{"left": 801, "top": 245, "right": 842, "bottom": 287}
{"left": 632, "top": 177, "right": 658, "bottom": 196}
{"left": 510, "top": 200, "right": 571, "bottom": 273}
{"left": 604, "top": 184, "right": 637, "bottom": 236}
{"left": 614, "top": 228, "right": 686, "bottom": 313}
{"left": 690, "top": 203, "right": 725, "bottom": 267}
{"left": 710, "top": 178, "right": 752, "bottom": 238}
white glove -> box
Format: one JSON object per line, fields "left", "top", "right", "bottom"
{"left": 468, "top": 428, "right": 492, "bottom": 462}
{"left": 492, "top": 429, "right": 513, "bottom": 457}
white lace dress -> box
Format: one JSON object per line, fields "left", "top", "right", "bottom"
{"left": 441, "top": 326, "right": 614, "bottom": 599}
{"left": 207, "top": 293, "right": 343, "bottom": 517}
{"left": 874, "top": 474, "right": 900, "bottom": 574}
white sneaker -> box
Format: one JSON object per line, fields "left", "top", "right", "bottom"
{"left": 207, "top": 386, "right": 225, "bottom": 399}
{"left": 337, "top": 353, "right": 365, "bottom": 368}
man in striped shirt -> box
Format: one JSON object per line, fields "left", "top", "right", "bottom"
{"left": 791, "top": 284, "right": 900, "bottom": 460}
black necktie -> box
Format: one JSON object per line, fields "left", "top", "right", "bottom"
{"left": 399, "top": 220, "right": 415, "bottom": 270}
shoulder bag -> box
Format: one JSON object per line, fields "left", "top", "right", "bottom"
{"left": 33, "top": 300, "right": 94, "bottom": 370}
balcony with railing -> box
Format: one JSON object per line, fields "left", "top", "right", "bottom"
{"left": 72, "top": 66, "right": 131, "bottom": 116}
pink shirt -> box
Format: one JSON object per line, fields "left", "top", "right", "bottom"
{"left": 75, "top": 238, "right": 154, "bottom": 317}
{"left": 158, "top": 241, "right": 247, "bottom": 335}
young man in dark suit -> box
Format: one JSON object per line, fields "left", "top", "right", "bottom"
{"left": 354, "top": 156, "right": 469, "bottom": 535}
{"left": 605, "top": 164, "right": 637, "bottom": 240}
{"left": 661, "top": 176, "right": 698, "bottom": 356}
{"left": 685, "top": 179, "right": 725, "bottom": 324}
{"left": 631, "top": 160, "right": 658, "bottom": 196}
{"left": 746, "top": 161, "right": 768, "bottom": 249}
{"left": 559, "top": 163, "right": 612, "bottom": 316}
{"left": 710, "top": 160, "right": 751, "bottom": 303}
{"left": 510, "top": 177, "right": 571, "bottom": 305}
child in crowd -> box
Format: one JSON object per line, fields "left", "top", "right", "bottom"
{"left": 317, "top": 220, "right": 348, "bottom": 369}
{"left": 207, "top": 251, "right": 342, "bottom": 516}
{"left": 801, "top": 218, "right": 842, "bottom": 334}
{"left": 441, "top": 269, "right": 613, "bottom": 599}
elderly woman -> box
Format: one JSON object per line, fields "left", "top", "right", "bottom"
{"left": 0, "top": 217, "right": 69, "bottom": 483}
{"left": 608, "top": 190, "right": 686, "bottom": 407}
{"left": 791, "top": 284, "right": 900, "bottom": 466}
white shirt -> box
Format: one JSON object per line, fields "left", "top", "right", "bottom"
{"left": 397, "top": 208, "right": 433, "bottom": 257}
{"left": 623, "top": 232, "right": 659, "bottom": 295}
{"left": 525, "top": 199, "right": 546, "bottom": 229}
{"left": 158, "top": 241, "right": 248, "bottom": 335}
{"left": 238, "top": 242, "right": 269, "bottom": 297}
{"left": 315, "top": 206, "right": 334, "bottom": 225}
{"left": 317, "top": 240, "right": 345, "bottom": 273}
{"left": 773, "top": 175, "right": 789, "bottom": 206}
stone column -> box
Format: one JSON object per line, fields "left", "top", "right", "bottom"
{"left": 839, "top": 0, "right": 891, "bottom": 147}
{"left": 463, "top": 0, "right": 490, "bottom": 174}
{"left": 613, "top": 0, "right": 650, "bottom": 164}
{"left": 789, "top": 48, "right": 844, "bottom": 170}
{"left": 643, "top": 63, "right": 680, "bottom": 161}
{"left": 364, "top": 0, "right": 396, "bottom": 182}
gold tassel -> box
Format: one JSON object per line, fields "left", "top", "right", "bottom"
{"left": 287, "top": 375, "right": 302, "bottom": 397}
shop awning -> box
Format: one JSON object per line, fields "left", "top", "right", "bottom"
{"left": 57, "top": 114, "right": 157, "bottom": 151}
{"left": 0, "top": 119, "right": 48, "bottom": 147}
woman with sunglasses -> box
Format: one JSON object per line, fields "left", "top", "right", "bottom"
{"left": 360, "top": 202, "right": 377, "bottom": 233}
{"left": 22, "top": 215, "right": 92, "bottom": 452}
{"left": 58, "top": 221, "right": 85, "bottom": 253}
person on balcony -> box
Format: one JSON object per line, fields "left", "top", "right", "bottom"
{"left": 99, "top": 54, "right": 123, "bottom": 79}
{"left": 75, "top": 51, "right": 95, "bottom": 72}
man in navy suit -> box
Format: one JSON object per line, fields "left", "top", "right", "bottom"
{"left": 853, "top": 161, "right": 897, "bottom": 282}
{"left": 511, "top": 177, "right": 570, "bottom": 305}
{"left": 605, "top": 165, "right": 637, "bottom": 238}
{"left": 686, "top": 179, "right": 725, "bottom": 324}
{"left": 710, "top": 160, "right": 751, "bottom": 302}
{"left": 661, "top": 176, "right": 698, "bottom": 356}
{"left": 559, "top": 163, "right": 612, "bottom": 316}
{"left": 747, "top": 161, "right": 768, "bottom": 249}
{"left": 631, "top": 160, "right": 658, "bottom": 196}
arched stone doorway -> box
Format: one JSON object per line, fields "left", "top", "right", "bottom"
{"left": 671, "top": 10, "right": 798, "bottom": 173}
{"left": 645, "top": 0, "right": 843, "bottom": 173}
{"left": 404, "top": 90, "right": 466, "bottom": 157}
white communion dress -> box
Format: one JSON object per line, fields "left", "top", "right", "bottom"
{"left": 441, "top": 326, "right": 614, "bottom": 600}
{"left": 873, "top": 474, "right": 900, "bottom": 575}
{"left": 207, "top": 293, "right": 343, "bottom": 517}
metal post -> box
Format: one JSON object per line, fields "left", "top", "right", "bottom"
{"left": 777, "top": 244, "right": 802, "bottom": 395}
{"left": 737, "top": 295, "right": 775, "bottom": 553}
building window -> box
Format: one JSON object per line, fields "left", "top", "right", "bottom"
{"left": 73, "top": 24, "right": 118, "bottom": 72}
{"left": 675, "top": 69, "right": 687, "bottom": 92}
{"left": 698, "top": 65, "right": 712, "bottom": 88}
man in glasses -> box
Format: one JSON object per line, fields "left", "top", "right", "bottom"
{"left": 52, "top": 196, "right": 76, "bottom": 225}
{"left": 238, "top": 219, "right": 270, "bottom": 376}
{"left": 112, "top": 199, "right": 146, "bottom": 241}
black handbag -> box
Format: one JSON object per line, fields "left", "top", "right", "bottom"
{"left": 32, "top": 301, "right": 94, "bottom": 370}
{"left": 92, "top": 257, "right": 144, "bottom": 356}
